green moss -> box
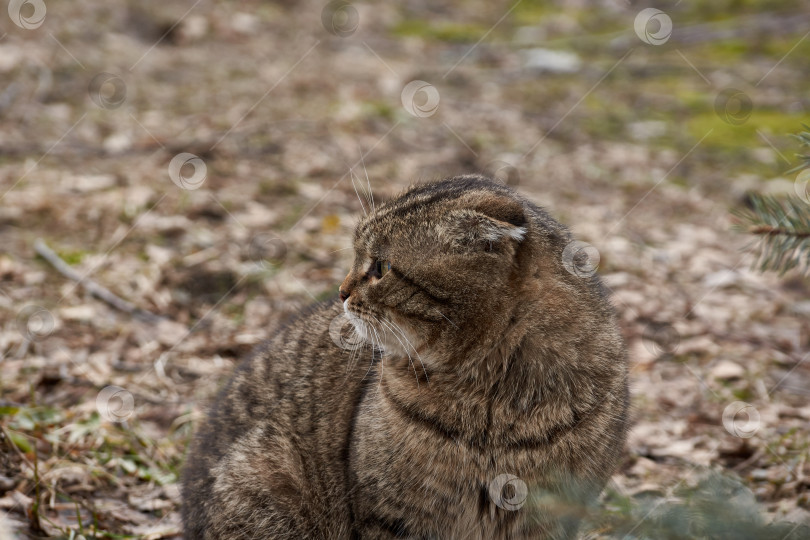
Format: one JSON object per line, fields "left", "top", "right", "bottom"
{"left": 391, "top": 19, "right": 490, "bottom": 43}
{"left": 688, "top": 30, "right": 810, "bottom": 66}
{"left": 732, "top": 387, "right": 755, "bottom": 401}
{"left": 700, "top": 38, "right": 753, "bottom": 63}
{"left": 259, "top": 179, "right": 298, "bottom": 197}
{"left": 223, "top": 301, "right": 245, "bottom": 321}
{"left": 581, "top": 113, "right": 628, "bottom": 142}
{"left": 669, "top": 176, "right": 690, "bottom": 188}
{"left": 512, "top": 0, "right": 627, "bottom": 37}
{"left": 687, "top": 110, "right": 799, "bottom": 152}
{"left": 511, "top": 1, "right": 560, "bottom": 26}
{"left": 682, "top": 0, "right": 806, "bottom": 21}
{"left": 55, "top": 249, "right": 89, "bottom": 265}
{"left": 505, "top": 77, "right": 580, "bottom": 114}
{"left": 759, "top": 34, "right": 810, "bottom": 64}
{"left": 675, "top": 90, "right": 711, "bottom": 113}
{"left": 362, "top": 100, "right": 395, "bottom": 122}
{"left": 278, "top": 203, "right": 308, "bottom": 229}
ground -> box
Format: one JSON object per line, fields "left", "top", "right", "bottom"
{"left": 0, "top": 0, "right": 809, "bottom": 538}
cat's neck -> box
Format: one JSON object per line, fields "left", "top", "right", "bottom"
{"left": 377, "top": 326, "right": 582, "bottom": 448}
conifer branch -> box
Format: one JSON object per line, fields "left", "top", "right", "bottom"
{"left": 785, "top": 123, "right": 810, "bottom": 174}
{"left": 734, "top": 194, "right": 810, "bottom": 275}
{"left": 735, "top": 126, "right": 810, "bottom": 275}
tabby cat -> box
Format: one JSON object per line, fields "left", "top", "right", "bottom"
{"left": 182, "top": 175, "right": 629, "bottom": 539}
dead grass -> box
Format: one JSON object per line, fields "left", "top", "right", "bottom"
{"left": 1, "top": 0, "right": 809, "bottom": 537}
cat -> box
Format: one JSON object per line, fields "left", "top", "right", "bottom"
{"left": 181, "top": 175, "right": 629, "bottom": 539}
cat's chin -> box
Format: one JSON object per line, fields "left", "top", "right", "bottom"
{"left": 343, "top": 305, "right": 416, "bottom": 359}
{"left": 344, "top": 309, "right": 369, "bottom": 341}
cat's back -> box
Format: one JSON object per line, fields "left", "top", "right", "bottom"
{"left": 181, "top": 301, "right": 370, "bottom": 539}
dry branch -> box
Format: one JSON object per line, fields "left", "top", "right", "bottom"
{"left": 34, "top": 239, "right": 164, "bottom": 324}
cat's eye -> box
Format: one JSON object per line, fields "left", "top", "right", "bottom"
{"left": 372, "top": 259, "right": 391, "bottom": 278}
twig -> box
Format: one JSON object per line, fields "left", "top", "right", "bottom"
{"left": 34, "top": 239, "right": 164, "bottom": 324}
{"left": 748, "top": 225, "right": 810, "bottom": 238}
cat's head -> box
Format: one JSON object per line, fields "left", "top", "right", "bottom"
{"left": 339, "top": 175, "right": 594, "bottom": 370}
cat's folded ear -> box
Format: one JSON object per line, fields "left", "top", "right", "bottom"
{"left": 438, "top": 196, "right": 528, "bottom": 251}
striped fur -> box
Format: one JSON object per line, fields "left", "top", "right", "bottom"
{"left": 182, "top": 175, "right": 629, "bottom": 539}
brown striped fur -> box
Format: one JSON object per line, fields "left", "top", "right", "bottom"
{"left": 182, "top": 175, "right": 629, "bottom": 539}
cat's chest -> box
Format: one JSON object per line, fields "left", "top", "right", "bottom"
{"left": 352, "top": 381, "right": 544, "bottom": 484}
{"left": 350, "top": 390, "right": 544, "bottom": 538}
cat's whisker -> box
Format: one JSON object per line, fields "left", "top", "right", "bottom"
{"left": 376, "top": 316, "right": 420, "bottom": 387}
{"left": 375, "top": 331, "right": 388, "bottom": 390}
{"left": 378, "top": 317, "right": 427, "bottom": 385}
{"left": 361, "top": 348, "right": 375, "bottom": 381}
{"left": 359, "top": 148, "right": 375, "bottom": 212}
{"left": 361, "top": 317, "right": 382, "bottom": 367}
{"left": 348, "top": 326, "right": 362, "bottom": 375}
{"left": 351, "top": 318, "right": 376, "bottom": 381}
{"left": 392, "top": 331, "right": 422, "bottom": 387}
{"left": 330, "top": 246, "right": 354, "bottom": 254}
{"left": 387, "top": 319, "right": 429, "bottom": 383}
{"left": 349, "top": 168, "right": 368, "bottom": 216}
{"left": 348, "top": 149, "right": 374, "bottom": 216}
{"left": 367, "top": 322, "right": 386, "bottom": 393}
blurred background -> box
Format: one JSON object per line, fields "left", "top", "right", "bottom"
{"left": 1, "top": 0, "right": 809, "bottom": 537}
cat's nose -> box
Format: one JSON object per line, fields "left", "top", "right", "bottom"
{"left": 339, "top": 288, "right": 350, "bottom": 302}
